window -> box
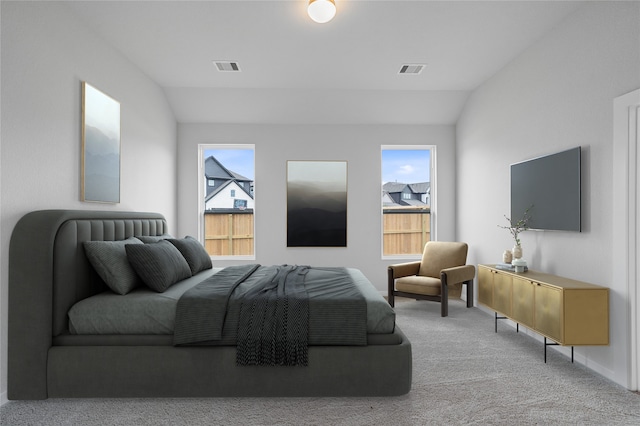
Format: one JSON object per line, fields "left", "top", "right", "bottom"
{"left": 381, "top": 146, "right": 434, "bottom": 258}
{"left": 198, "top": 144, "right": 255, "bottom": 259}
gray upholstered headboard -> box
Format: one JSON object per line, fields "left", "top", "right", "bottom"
{"left": 8, "top": 210, "right": 167, "bottom": 398}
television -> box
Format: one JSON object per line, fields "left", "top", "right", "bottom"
{"left": 510, "top": 147, "right": 581, "bottom": 232}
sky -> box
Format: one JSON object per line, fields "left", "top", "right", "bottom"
{"left": 205, "top": 148, "right": 254, "bottom": 180}
{"left": 381, "top": 149, "right": 430, "bottom": 184}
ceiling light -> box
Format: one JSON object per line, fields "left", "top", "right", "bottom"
{"left": 308, "top": 0, "right": 336, "bottom": 24}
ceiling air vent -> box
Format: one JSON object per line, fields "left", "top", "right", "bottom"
{"left": 398, "top": 64, "right": 425, "bottom": 75}
{"left": 214, "top": 61, "right": 241, "bottom": 72}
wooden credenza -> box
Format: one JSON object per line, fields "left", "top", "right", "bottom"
{"left": 478, "top": 264, "right": 609, "bottom": 361}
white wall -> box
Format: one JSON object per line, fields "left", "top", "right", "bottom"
{"left": 0, "top": 2, "right": 177, "bottom": 403}
{"left": 177, "top": 124, "right": 457, "bottom": 292}
{"left": 457, "top": 1, "right": 640, "bottom": 387}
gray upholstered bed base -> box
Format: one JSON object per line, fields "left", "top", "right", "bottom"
{"left": 8, "top": 210, "right": 412, "bottom": 399}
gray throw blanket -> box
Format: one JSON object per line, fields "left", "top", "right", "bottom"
{"left": 236, "top": 265, "right": 310, "bottom": 366}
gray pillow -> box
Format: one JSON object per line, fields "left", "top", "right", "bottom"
{"left": 83, "top": 237, "right": 144, "bottom": 295}
{"left": 125, "top": 240, "right": 192, "bottom": 292}
{"left": 136, "top": 234, "right": 173, "bottom": 244}
{"left": 168, "top": 236, "right": 212, "bottom": 275}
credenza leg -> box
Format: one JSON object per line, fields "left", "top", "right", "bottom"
{"left": 544, "top": 337, "right": 547, "bottom": 363}
{"left": 544, "top": 338, "right": 568, "bottom": 363}
{"left": 494, "top": 312, "right": 507, "bottom": 333}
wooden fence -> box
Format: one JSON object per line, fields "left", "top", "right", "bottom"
{"left": 383, "top": 207, "right": 431, "bottom": 256}
{"left": 204, "top": 207, "right": 429, "bottom": 256}
{"left": 204, "top": 210, "right": 254, "bottom": 256}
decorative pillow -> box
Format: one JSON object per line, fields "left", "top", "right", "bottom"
{"left": 167, "top": 236, "right": 212, "bottom": 275}
{"left": 83, "top": 237, "right": 144, "bottom": 295}
{"left": 125, "top": 240, "right": 192, "bottom": 292}
{"left": 136, "top": 233, "right": 173, "bottom": 244}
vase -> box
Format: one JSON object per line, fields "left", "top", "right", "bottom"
{"left": 502, "top": 250, "right": 513, "bottom": 264}
{"left": 512, "top": 244, "right": 523, "bottom": 260}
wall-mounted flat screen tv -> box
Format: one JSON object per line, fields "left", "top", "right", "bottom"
{"left": 511, "top": 146, "right": 581, "bottom": 232}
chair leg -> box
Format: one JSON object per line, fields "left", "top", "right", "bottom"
{"left": 387, "top": 268, "right": 395, "bottom": 307}
{"left": 466, "top": 279, "right": 474, "bottom": 308}
{"left": 440, "top": 273, "right": 448, "bottom": 317}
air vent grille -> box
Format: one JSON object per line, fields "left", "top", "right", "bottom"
{"left": 214, "top": 61, "right": 241, "bottom": 72}
{"left": 399, "top": 64, "right": 425, "bottom": 75}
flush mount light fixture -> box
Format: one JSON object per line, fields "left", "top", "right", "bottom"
{"left": 308, "top": 0, "right": 336, "bottom": 24}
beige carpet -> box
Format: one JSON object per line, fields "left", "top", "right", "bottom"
{"left": 2, "top": 299, "right": 639, "bottom": 425}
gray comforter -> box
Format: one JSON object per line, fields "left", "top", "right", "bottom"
{"left": 173, "top": 265, "right": 368, "bottom": 365}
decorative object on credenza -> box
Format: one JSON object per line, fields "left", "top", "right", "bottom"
{"left": 512, "top": 258, "right": 528, "bottom": 273}
{"left": 286, "top": 160, "right": 347, "bottom": 247}
{"left": 498, "top": 206, "right": 532, "bottom": 260}
{"left": 495, "top": 262, "right": 528, "bottom": 273}
{"left": 512, "top": 244, "right": 523, "bottom": 260}
{"left": 81, "top": 81, "right": 121, "bottom": 203}
{"left": 502, "top": 249, "right": 513, "bottom": 264}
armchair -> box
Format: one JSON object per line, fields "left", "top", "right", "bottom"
{"left": 387, "top": 241, "right": 475, "bottom": 317}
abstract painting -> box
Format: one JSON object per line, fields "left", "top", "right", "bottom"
{"left": 287, "top": 161, "right": 347, "bottom": 247}
{"left": 81, "top": 82, "right": 120, "bottom": 203}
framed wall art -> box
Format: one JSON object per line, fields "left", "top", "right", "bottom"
{"left": 287, "top": 160, "right": 347, "bottom": 247}
{"left": 81, "top": 81, "right": 121, "bottom": 203}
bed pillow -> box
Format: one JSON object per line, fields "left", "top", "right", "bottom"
{"left": 83, "top": 237, "right": 144, "bottom": 295}
{"left": 125, "top": 240, "right": 192, "bottom": 292}
{"left": 136, "top": 233, "right": 173, "bottom": 244}
{"left": 167, "top": 236, "right": 212, "bottom": 275}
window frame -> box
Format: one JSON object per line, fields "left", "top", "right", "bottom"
{"left": 198, "top": 143, "right": 256, "bottom": 260}
{"left": 381, "top": 145, "right": 436, "bottom": 260}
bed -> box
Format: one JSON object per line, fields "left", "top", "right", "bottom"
{"left": 8, "top": 210, "right": 412, "bottom": 399}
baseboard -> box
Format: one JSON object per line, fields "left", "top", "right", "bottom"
{"left": 0, "top": 390, "right": 8, "bottom": 406}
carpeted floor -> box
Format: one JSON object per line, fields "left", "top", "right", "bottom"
{"left": 2, "top": 299, "right": 639, "bottom": 425}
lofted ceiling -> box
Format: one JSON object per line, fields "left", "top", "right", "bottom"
{"left": 66, "top": 0, "right": 584, "bottom": 125}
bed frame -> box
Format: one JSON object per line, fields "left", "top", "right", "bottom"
{"left": 8, "top": 210, "right": 412, "bottom": 399}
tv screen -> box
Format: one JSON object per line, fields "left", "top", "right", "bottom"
{"left": 510, "top": 147, "right": 581, "bottom": 232}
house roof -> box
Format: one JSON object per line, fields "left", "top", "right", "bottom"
{"left": 205, "top": 179, "right": 253, "bottom": 203}
{"left": 401, "top": 199, "right": 428, "bottom": 207}
{"left": 204, "top": 156, "right": 251, "bottom": 182}
{"left": 382, "top": 182, "right": 430, "bottom": 195}
{"left": 408, "top": 182, "right": 430, "bottom": 194}
{"left": 204, "top": 155, "right": 254, "bottom": 202}
{"left": 229, "top": 170, "right": 251, "bottom": 182}
{"left": 382, "top": 182, "right": 408, "bottom": 193}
